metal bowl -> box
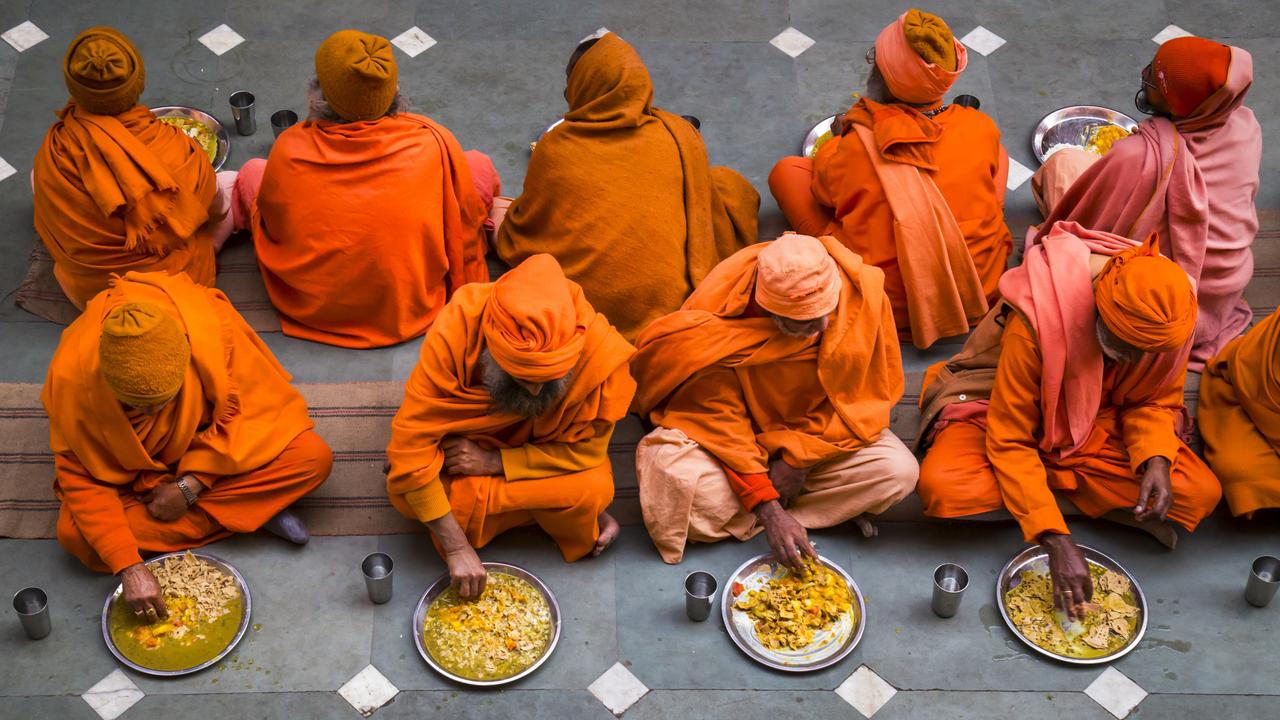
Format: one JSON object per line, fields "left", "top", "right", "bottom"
{"left": 996, "top": 544, "right": 1148, "bottom": 665}
{"left": 151, "top": 105, "right": 231, "bottom": 171}
{"left": 530, "top": 118, "right": 565, "bottom": 152}
{"left": 101, "top": 551, "right": 252, "bottom": 677}
{"left": 722, "top": 553, "right": 865, "bottom": 673}
{"left": 412, "top": 562, "right": 561, "bottom": 687}
{"left": 801, "top": 115, "right": 837, "bottom": 158}
{"left": 1032, "top": 105, "right": 1139, "bottom": 164}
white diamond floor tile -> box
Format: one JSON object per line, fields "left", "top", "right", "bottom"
{"left": 1006, "top": 157, "right": 1034, "bottom": 191}
{"left": 338, "top": 665, "right": 399, "bottom": 717}
{"left": 770, "top": 27, "right": 816, "bottom": 58}
{"left": 0, "top": 157, "right": 16, "bottom": 184}
{"left": 81, "top": 670, "right": 144, "bottom": 720}
{"left": 834, "top": 665, "right": 898, "bottom": 718}
{"left": 198, "top": 24, "right": 246, "bottom": 56}
{"left": 2, "top": 21, "right": 49, "bottom": 52}
{"left": 959, "top": 26, "right": 1006, "bottom": 56}
{"left": 1085, "top": 667, "right": 1148, "bottom": 719}
{"left": 391, "top": 26, "right": 436, "bottom": 58}
{"left": 1152, "top": 24, "right": 1193, "bottom": 45}
{"left": 588, "top": 662, "right": 650, "bottom": 716}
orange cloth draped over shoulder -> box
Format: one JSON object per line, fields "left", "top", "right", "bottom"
{"left": 42, "top": 272, "right": 327, "bottom": 573}
{"left": 251, "top": 113, "right": 489, "bottom": 348}
{"left": 34, "top": 104, "right": 219, "bottom": 309}
{"left": 494, "top": 32, "right": 758, "bottom": 342}
{"left": 386, "top": 255, "right": 636, "bottom": 561}
{"left": 1199, "top": 310, "right": 1280, "bottom": 516}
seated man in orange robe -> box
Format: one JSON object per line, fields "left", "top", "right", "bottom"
{"left": 1198, "top": 310, "right": 1280, "bottom": 517}
{"left": 34, "top": 27, "right": 238, "bottom": 309}
{"left": 386, "top": 254, "right": 636, "bottom": 598}
{"left": 769, "top": 10, "right": 1012, "bottom": 349}
{"left": 495, "top": 32, "right": 759, "bottom": 342}
{"left": 236, "top": 29, "right": 497, "bottom": 348}
{"left": 632, "top": 234, "right": 919, "bottom": 565}
{"left": 43, "top": 271, "right": 332, "bottom": 621}
{"left": 917, "top": 222, "right": 1220, "bottom": 617}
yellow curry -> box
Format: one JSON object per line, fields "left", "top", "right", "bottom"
{"left": 733, "top": 558, "right": 855, "bottom": 651}
{"left": 159, "top": 116, "right": 218, "bottom": 164}
{"left": 1004, "top": 563, "right": 1139, "bottom": 659}
{"left": 423, "top": 573, "right": 551, "bottom": 681}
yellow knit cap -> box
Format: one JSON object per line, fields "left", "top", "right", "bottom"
{"left": 63, "top": 27, "right": 145, "bottom": 115}
{"left": 314, "top": 30, "right": 398, "bottom": 122}
{"left": 98, "top": 302, "right": 190, "bottom": 408}
{"left": 902, "top": 9, "right": 957, "bottom": 72}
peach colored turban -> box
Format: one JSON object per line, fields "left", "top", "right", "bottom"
{"left": 482, "top": 254, "right": 585, "bottom": 381}
{"left": 755, "top": 234, "right": 841, "bottom": 321}
{"left": 1095, "top": 233, "right": 1197, "bottom": 352}
{"left": 874, "top": 9, "right": 967, "bottom": 106}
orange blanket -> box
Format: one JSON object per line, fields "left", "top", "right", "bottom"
{"left": 494, "top": 33, "right": 758, "bottom": 342}
{"left": 33, "top": 104, "right": 218, "bottom": 308}
{"left": 252, "top": 114, "right": 489, "bottom": 348}
{"left": 42, "top": 271, "right": 317, "bottom": 573}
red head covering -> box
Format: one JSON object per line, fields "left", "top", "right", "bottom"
{"left": 1152, "top": 37, "right": 1231, "bottom": 117}
{"left": 482, "top": 254, "right": 586, "bottom": 382}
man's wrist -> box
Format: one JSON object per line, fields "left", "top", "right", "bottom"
{"left": 756, "top": 500, "right": 783, "bottom": 522}
{"left": 176, "top": 477, "right": 200, "bottom": 506}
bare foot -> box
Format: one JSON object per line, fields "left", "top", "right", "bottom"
{"left": 853, "top": 514, "right": 878, "bottom": 538}
{"left": 592, "top": 511, "right": 620, "bottom": 557}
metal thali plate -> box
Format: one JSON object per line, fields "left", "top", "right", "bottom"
{"left": 801, "top": 115, "right": 837, "bottom": 158}
{"left": 151, "top": 105, "right": 231, "bottom": 171}
{"left": 1032, "top": 105, "right": 1139, "bottom": 163}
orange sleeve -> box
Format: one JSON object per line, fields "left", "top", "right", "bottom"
{"left": 402, "top": 475, "right": 453, "bottom": 524}
{"left": 1118, "top": 365, "right": 1185, "bottom": 474}
{"left": 722, "top": 465, "right": 780, "bottom": 511}
{"left": 662, "top": 365, "right": 770, "bottom": 474}
{"left": 985, "top": 317, "right": 1071, "bottom": 542}
{"left": 54, "top": 453, "right": 143, "bottom": 574}
{"left": 501, "top": 425, "right": 614, "bottom": 481}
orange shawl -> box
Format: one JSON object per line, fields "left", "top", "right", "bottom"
{"left": 1202, "top": 309, "right": 1280, "bottom": 450}
{"left": 33, "top": 103, "right": 218, "bottom": 309}
{"left": 632, "top": 235, "right": 902, "bottom": 473}
{"left": 252, "top": 113, "right": 488, "bottom": 348}
{"left": 385, "top": 278, "right": 636, "bottom": 521}
{"left": 494, "top": 33, "right": 757, "bottom": 342}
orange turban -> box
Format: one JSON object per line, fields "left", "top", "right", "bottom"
{"left": 63, "top": 27, "right": 145, "bottom": 115}
{"left": 315, "top": 30, "right": 398, "bottom": 122}
{"left": 1152, "top": 36, "right": 1231, "bottom": 117}
{"left": 1094, "top": 233, "right": 1197, "bottom": 352}
{"left": 874, "top": 9, "right": 966, "bottom": 106}
{"left": 755, "top": 234, "right": 842, "bottom": 321}
{"left": 482, "top": 254, "right": 586, "bottom": 382}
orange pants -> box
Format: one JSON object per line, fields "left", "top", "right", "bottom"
{"left": 1199, "top": 371, "right": 1280, "bottom": 517}
{"left": 768, "top": 156, "right": 837, "bottom": 237}
{"left": 57, "top": 430, "right": 333, "bottom": 573}
{"left": 918, "top": 421, "right": 1221, "bottom": 533}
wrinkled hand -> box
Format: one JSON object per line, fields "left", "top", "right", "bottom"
{"left": 142, "top": 480, "right": 190, "bottom": 522}
{"left": 758, "top": 501, "right": 816, "bottom": 569}
{"left": 768, "top": 457, "right": 808, "bottom": 508}
{"left": 446, "top": 545, "right": 488, "bottom": 601}
{"left": 1041, "top": 533, "right": 1093, "bottom": 620}
{"left": 442, "top": 437, "right": 503, "bottom": 476}
{"left": 120, "top": 563, "right": 168, "bottom": 620}
{"left": 1134, "top": 456, "right": 1173, "bottom": 522}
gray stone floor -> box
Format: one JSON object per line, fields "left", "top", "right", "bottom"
{"left": 2, "top": 0, "right": 1279, "bottom": 718}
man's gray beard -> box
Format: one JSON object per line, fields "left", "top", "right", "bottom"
{"left": 480, "top": 349, "right": 573, "bottom": 418}
{"left": 771, "top": 314, "right": 826, "bottom": 338}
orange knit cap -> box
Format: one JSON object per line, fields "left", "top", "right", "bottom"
{"left": 1152, "top": 36, "right": 1231, "bottom": 117}
{"left": 874, "top": 9, "right": 966, "bottom": 105}
{"left": 482, "top": 254, "right": 586, "bottom": 382}
{"left": 63, "top": 27, "right": 145, "bottom": 115}
{"left": 755, "top": 234, "right": 842, "bottom": 321}
{"left": 315, "top": 30, "right": 398, "bottom": 122}
{"left": 1094, "top": 233, "right": 1197, "bottom": 353}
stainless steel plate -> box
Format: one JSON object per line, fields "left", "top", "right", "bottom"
{"left": 101, "top": 551, "right": 251, "bottom": 677}
{"left": 413, "top": 562, "right": 561, "bottom": 686}
{"left": 996, "top": 544, "right": 1148, "bottom": 665}
{"left": 1031, "top": 105, "right": 1139, "bottom": 163}
{"left": 722, "top": 553, "right": 865, "bottom": 673}
{"left": 151, "top": 105, "right": 231, "bottom": 171}
{"left": 801, "top": 115, "right": 837, "bottom": 158}
{"left": 530, "top": 118, "right": 565, "bottom": 152}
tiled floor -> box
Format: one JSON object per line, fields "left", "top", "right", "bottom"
{"left": 2, "top": 1, "right": 1279, "bottom": 718}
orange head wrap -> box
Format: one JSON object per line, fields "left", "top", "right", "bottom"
{"left": 874, "top": 9, "right": 967, "bottom": 106}
{"left": 482, "top": 254, "right": 586, "bottom": 382}
{"left": 63, "top": 27, "right": 145, "bottom": 115}
{"left": 1152, "top": 36, "right": 1231, "bottom": 118}
{"left": 315, "top": 30, "right": 398, "bottom": 122}
{"left": 755, "top": 234, "right": 842, "bottom": 321}
{"left": 1094, "top": 233, "right": 1197, "bottom": 353}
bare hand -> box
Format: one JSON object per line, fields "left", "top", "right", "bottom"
{"left": 768, "top": 457, "right": 808, "bottom": 508}
{"left": 120, "top": 563, "right": 168, "bottom": 620}
{"left": 758, "top": 501, "right": 816, "bottom": 569}
{"left": 446, "top": 545, "right": 488, "bottom": 601}
{"left": 142, "top": 481, "right": 190, "bottom": 522}
{"left": 442, "top": 438, "right": 503, "bottom": 476}
{"left": 1040, "top": 533, "right": 1093, "bottom": 620}
{"left": 1134, "top": 456, "right": 1173, "bottom": 522}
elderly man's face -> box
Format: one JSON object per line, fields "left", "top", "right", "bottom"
{"left": 1096, "top": 317, "right": 1144, "bottom": 365}
{"left": 480, "top": 349, "right": 574, "bottom": 418}
{"left": 771, "top": 313, "right": 831, "bottom": 338}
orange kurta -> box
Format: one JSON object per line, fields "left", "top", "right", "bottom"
{"left": 34, "top": 104, "right": 220, "bottom": 309}
{"left": 385, "top": 277, "right": 636, "bottom": 561}
{"left": 770, "top": 100, "right": 1011, "bottom": 343}
{"left": 918, "top": 316, "right": 1221, "bottom": 541}
{"left": 1199, "top": 310, "right": 1280, "bottom": 516}
{"left": 42, "top": 272, "right": 328, "bottom": 573}
{"left": 494, "top": 33, "right": 758, "bottom": 342}
{"left": 252, "top": 113, "right": 489, "bottom": 348}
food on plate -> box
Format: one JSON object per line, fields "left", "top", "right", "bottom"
{"left": 1085, "top": 124, "right": 1131, "bottom": 155}
{"left": 807, "top": 128, "right": 835, "bottom": 158}
{"left": 158, "top": 116, "right": 218, "bottom": 163}
{"left": 733, "top": 557, "right": 854, "bottom": 651}
{"left": 1004, "top": 563, "right": 1139, "bottom": 658}
{"left": 423, "top": 572, "right": 552, "bottom": 681}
